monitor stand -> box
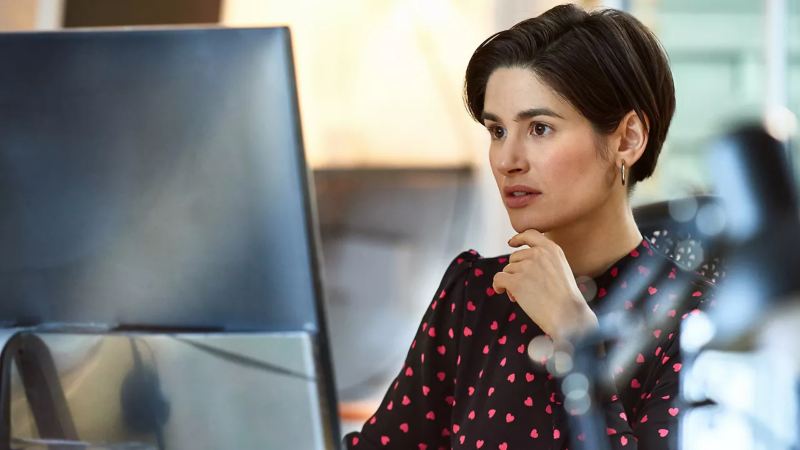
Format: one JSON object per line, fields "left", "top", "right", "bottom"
{"left": 0, "top": 330, "right": 78, "bottom": 450}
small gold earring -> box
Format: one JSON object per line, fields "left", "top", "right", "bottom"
{"left": 620, "top": 161, "right": 626, "bottom": 186}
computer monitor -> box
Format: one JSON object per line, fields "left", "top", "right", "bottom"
{"left": 0, "top": 26, "right": 340, "bottom": 448}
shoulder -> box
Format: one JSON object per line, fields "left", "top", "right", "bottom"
{"left": 436, "top": 249, "right": 511, "bottom": 292}
{"left": 443, "top": 249, "right": 511, "bottom": 278}
{"left": 434, "top": 251, "right": 516, "bottom": 318}
{"left": 439, "top": 250, "right": 515, "bottom": 304}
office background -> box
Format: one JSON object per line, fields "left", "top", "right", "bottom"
{"left": 1, "top": 0, "right": 797, "bottom": 439}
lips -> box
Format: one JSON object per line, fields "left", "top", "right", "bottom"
{"left": 503, "top": 184, "right": 541, "bottom": 196}
{"left": 502, "top": 184, "right": 541, "bottom": 208}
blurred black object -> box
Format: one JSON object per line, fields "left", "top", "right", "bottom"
{"left": 712, "top": 124, "right": 797, "bottom": 243}
{"left": 708, "top": 123, "right": 800, "bottom": 347}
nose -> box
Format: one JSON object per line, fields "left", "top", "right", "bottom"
{"left": 494, "top": 134, "right": 529, "bottom": 176}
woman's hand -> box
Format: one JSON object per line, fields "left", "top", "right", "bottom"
{"left": 492, "top": 229, "right": 598, "bottom": 344}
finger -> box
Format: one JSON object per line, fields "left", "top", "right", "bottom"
{"left": 492, "top": 271, "right": 514, "bottom": 294}
{"left": 502, "top": 261, "right": 520, "bottom": 274}
{"left": 501, "top": 261, "right": 531, "bottom": 275}
{"left": 508, "top": 247, "right": 539, "bottom": 264}
{"left": 508, "top": 228, "right": 551, "bottom": 249}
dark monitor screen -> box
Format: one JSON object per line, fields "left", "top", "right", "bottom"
{"left": 0, "top": 26, "right": 340, "bottom": 448}
{"left": 0, "top": 27, "right": 324, "bottom": 334}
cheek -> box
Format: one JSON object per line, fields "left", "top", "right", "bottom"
{"left": 542, "top": 146, "right": 597, "bottom": 186}
{"left": 540, "top": 141, "right": 614, "bottom": 202}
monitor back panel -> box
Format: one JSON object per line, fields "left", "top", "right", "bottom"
{"left": 0, "top": 28, "right": 321, "bottom": 333}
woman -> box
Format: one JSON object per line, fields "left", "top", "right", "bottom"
{"left": 345, "top": 4, "right": 713, "bottom": 449}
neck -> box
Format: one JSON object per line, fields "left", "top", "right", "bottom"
{"left": 545, "top": 193, "right": 643, "bottom": 278}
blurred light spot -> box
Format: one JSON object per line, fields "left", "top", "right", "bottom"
{"left": 564, "top": 389, "right": 591, "bottom": 416}
{"left": 668, "top": 197, "right": 698, "bottom": 223}
{"left": 528, "top": 335, "right": 554, "bottom": 363}
{"left": 764, "top": 106, "right": 798, "bottom": 142}
{"left": 681, "top": 310, "right": 716, "bottom": 353}
{"left": 561, "top": 373, "right": 592, "bottom": 415}
{"left": 696, "top": 203, "right": 727, "bottom": 236}
{"left": 547, "top": 351, "right": 573, "bottom": 376}
{"left": 562, "top": 372, "right": 589, "bottom": 394}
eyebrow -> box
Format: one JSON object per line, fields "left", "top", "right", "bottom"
{"left": 481, "top": 108, "right": 564, "bottom": 124}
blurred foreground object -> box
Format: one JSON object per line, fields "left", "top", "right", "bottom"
{"left": 681, "top": 124, "right": 800, "bottom": 450}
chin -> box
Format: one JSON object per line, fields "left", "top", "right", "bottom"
{"left": 507, "top": 211, "right": 557, "bottom": 234}
{"left": 509, "top": 199, "right": 604, "bottom": 236}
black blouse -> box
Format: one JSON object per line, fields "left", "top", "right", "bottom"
{"left": 344, "top": 238, "right": 714, "bottom": 449}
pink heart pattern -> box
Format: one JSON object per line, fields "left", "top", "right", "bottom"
{"left": 345, "top": 241, "right": 713, "bottom": 449}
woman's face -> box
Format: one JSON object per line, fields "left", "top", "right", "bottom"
{"left": 483, "top": 67, "right": 619, "bottom": 234}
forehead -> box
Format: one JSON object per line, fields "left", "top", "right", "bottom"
{"left": 483, "top": 67, "right": 576, "bottom": 120}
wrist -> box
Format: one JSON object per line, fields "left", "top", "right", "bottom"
{"left": 552, "top": 299, "right": 598, "bottom": 344}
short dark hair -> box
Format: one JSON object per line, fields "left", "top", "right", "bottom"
{"left": 464, "top": 3, "right": 675, "bottom": 187}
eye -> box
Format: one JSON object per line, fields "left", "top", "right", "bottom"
{"left": 531, "top": 122, "right": 552, "bottom": 136}
{"left": 487, "top": 125, "right": 506, "bottom": 140}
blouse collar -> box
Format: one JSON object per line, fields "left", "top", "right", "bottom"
{"left": 581, "top": 238, "right": 663, "bottom": 305}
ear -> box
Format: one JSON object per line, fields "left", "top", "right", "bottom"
{"left": 615, "top": 110, "right": 648, "bottom": 168}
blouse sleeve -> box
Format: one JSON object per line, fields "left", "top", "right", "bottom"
{"left": 587, "top": 281, "right": 715, "bottom": 450}
{"left": 344, "top": 250, "right": 478, "bottom": 450}
{"left": 596, "top": 334, "right": 684, "bottom": 449}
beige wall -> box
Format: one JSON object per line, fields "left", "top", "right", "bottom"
{"left": 222, "top": 0, "right": 492, "bottom": 169}
{"left": 0, "top": 0, "right": 63, "bottom": 31}
{"left": 0, "top": 0, "right": 37, "bottom": 30}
